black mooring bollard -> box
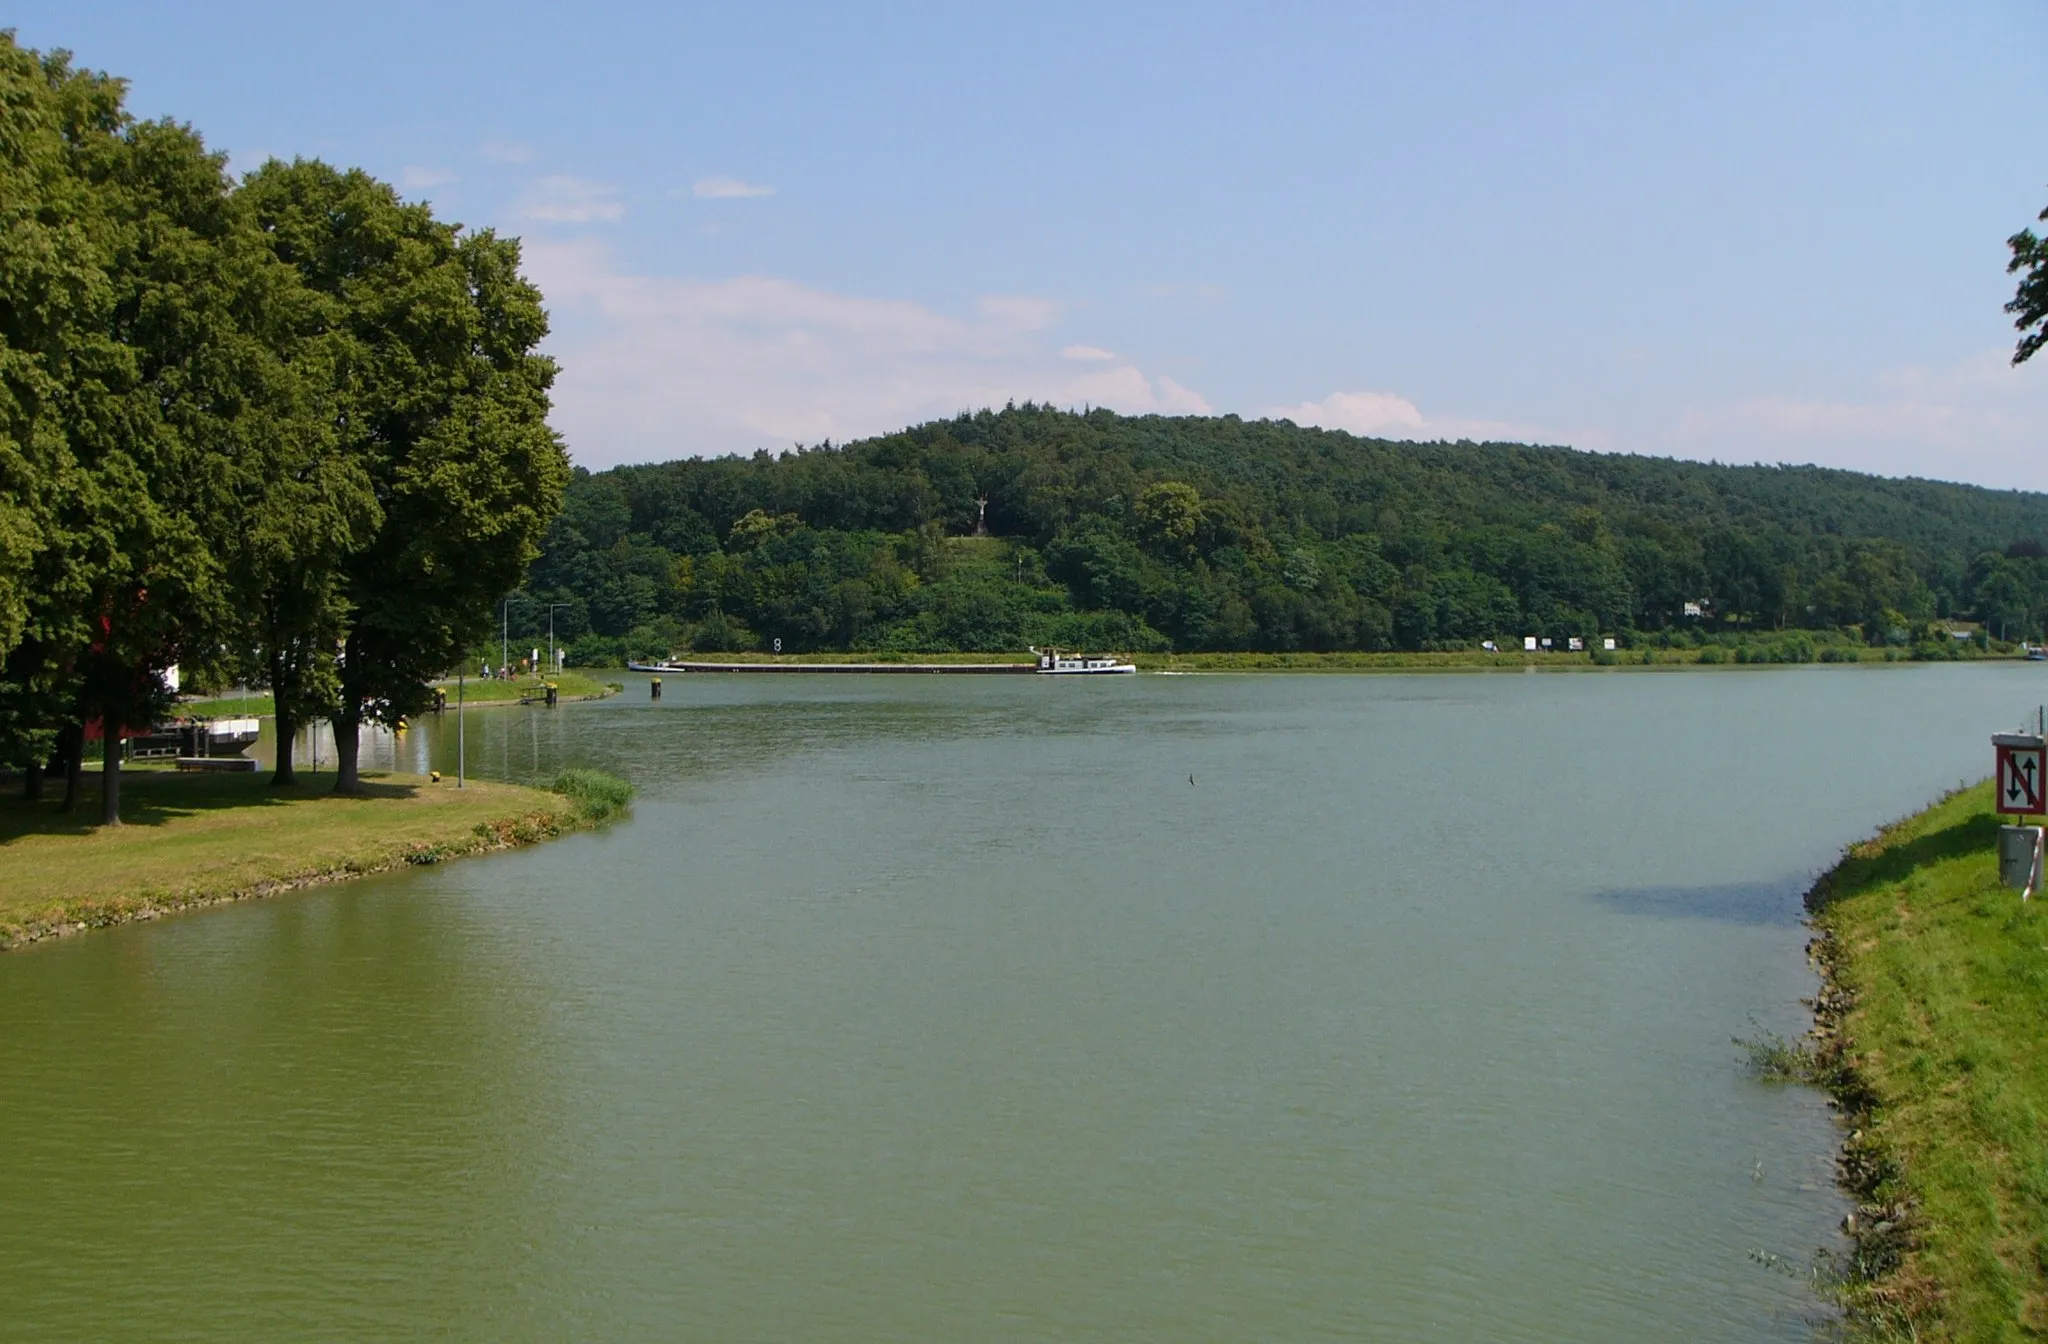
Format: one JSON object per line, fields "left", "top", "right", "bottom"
{"left": 650, "top": 677, "right": 662, "bottom": 701}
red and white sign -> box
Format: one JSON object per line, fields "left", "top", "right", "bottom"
{"left": 1995, "top": 734, "right": 2047, "bottom": 816}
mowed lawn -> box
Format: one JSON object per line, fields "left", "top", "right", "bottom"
{"left": 1816, "top": 780, "right": 2048, "bottom": 1338}
{"left": 0, "top": 770, "right": 575, "bottom": 947}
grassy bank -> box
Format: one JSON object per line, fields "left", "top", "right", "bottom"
{"left": 1802, "top": 780, "right": 2048, "bottom": 1338}
{"left": 613, "top": 648, "right": 2012, "bottom": 673}
{"left": 1139, "top": 648, "right": 1965, "bottom": 671}
{"left": 0, "top": 767, "right": 633, "bottom": 950}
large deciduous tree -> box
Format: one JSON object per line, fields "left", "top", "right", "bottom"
{"left": 240, "top": 161, "right": 568, "bottom": 793}
{"left": 65, "top": 114, "right": 312, "bottom": 823}
{"left": 2008, "top": 199, "right": 2048, "bottom": 365}
{"left": 1, "top": 39, "right": 292, "bottom": 822}
{"left": 0, "top": 41, "right": 124, "bottom": 784}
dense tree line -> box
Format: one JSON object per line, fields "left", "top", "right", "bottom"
{"left": 0, "top": 37, "right": 566, "bottom": 818}
{"left": 521, "top": 404, "right": 2048, "bottom": 664}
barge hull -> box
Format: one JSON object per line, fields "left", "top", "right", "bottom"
{"left": 628, "top": 660, "right": 1037, "bottom": 675}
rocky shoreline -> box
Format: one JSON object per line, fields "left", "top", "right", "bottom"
{"left": 1802, "top": 924, "right": 1918, "bottom": 1309}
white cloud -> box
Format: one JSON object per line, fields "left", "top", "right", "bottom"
{"left": 401, "top": 165, "right": 457, "bottom": 190}
{"left": 523, "top": 240, "right": 1211, "bottom": 465}
{"left": 519, "top": 176, "right": 625, "bottom": 223}
{"left": 1062, "top": 344, "right": 1118, "bottom": 362}
{"left": 479, "top": 139, "right": 536, "bottom": 164}
{"left": 977, "top": 295, "right": 1062, "bottom": 333}
{"left": 692, "top": 175, "right": 776, "bottom": 199}
{"left": 1267, "top": 390, "right": 1538, "bottom": 443}
{"left": 1664, "top": 350, "right": 2048, "bottom": 490}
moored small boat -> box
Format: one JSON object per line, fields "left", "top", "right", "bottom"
{"left": 1032, "top": 647, "right": 1137, "bottom": 675}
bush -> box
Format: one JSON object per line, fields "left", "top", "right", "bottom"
{"left": 552, "top": 768, "right": 635, "bottom": 822}
{"left": 1819, "top": 644, "right": 1854, "bottom": 663}
{"left": 566, "top": 632, "right": 629, "bottom": 667}
{"left": 1697, "top": 644, "right": 1729, "bottom": 664}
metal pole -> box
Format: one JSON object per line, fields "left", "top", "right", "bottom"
{"left": 546, "top": 602, "right": 571, "bottom": 676}
{"left": 501, "top": 600, "right": 509, "bottom": 680}
{"left": 457, "top": 670, "right": 465, "bottom": 788}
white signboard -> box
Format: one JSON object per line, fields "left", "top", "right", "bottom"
{"left": 1999, "top": 739, "right": 2048, "bottom": 816}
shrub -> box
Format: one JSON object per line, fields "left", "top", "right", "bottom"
{"left": 1697, "top": 644, "right": 1729, "bottom": 664}
{"left": 552, "top": 768, "right": 635, "bottom": 822}
{"left": 1819, "top": 644, "right": 1854, "bottom": 663}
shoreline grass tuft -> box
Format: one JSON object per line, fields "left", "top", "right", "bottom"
{"left": 551, "top": 768, "right": 634, "bottom": 822}
{"left": 1733, "top": 1023, "right": 1822, "bottom": 1083}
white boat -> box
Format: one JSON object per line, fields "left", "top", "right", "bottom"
{"left": 1032, "top": 646, "right": 1137, "bottom": 675}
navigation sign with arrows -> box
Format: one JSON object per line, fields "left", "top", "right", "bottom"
{"left": 1995, "top": 733, "right": 2048, "bottom": 816}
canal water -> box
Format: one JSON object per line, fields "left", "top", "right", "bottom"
{"left": 3, "top": 665, "right": 2040, "bottom": 1341}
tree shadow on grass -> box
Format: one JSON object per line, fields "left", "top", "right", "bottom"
{"left": 0, "top": 772, "right": 421, "bottom": 843}
{"left": 1805, "top": 809, "right": 2002, "bottom": 911}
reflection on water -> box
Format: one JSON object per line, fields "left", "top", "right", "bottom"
{"left": 4, "top": 664, "right": 2043, "bottom": 1342}
{"left": 1590, "top": 879, "right": 1812, "bottom": 926}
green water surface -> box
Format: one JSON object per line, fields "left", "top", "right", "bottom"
{"left": 4, "top": 665, "right": 2039, "bottom": 1341}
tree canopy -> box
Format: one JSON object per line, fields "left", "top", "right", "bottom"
{"left": 522, "top": 405, "right": 2048, "bottom": 663}
{"left": 0, "top": 33, "right": 566, "bottom": 813}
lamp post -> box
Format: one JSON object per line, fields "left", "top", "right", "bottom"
{"left": 547, "top": 603, "right": 572, "bottom": 676}
{"left": 501, "top": 594, "right": 534, "bottom": 677}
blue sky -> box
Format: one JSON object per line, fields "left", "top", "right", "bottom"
{"left": 15, "top": 2, "right": 2048, "bottom": 486}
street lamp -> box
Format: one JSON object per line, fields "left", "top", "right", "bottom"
{"left": 546, "top": 603, "right": 573, "bottom": 676}
{"left": 501, "top": 594, "right": 534, "bottom": 677}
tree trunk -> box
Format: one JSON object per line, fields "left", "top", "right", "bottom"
{"left": 58, "top": 724, "right": 82, "bottom": 813}
{"left": 100, "top": 724, "right": 122, "bottom": 826}
{"left": 272, "top": 704, "right": 297, "bottom": 786}
{"left": 269, "top": 649, "right": 297, "bottom": 787}
{"left": 23, "top": 761, "right": 42, "bottom": 801}
{"left": 332, "top": 712, "right": 363, "bottom": 795}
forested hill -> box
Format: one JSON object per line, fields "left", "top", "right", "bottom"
{"left": 527, "top": 404, "right": 2048, "bottom": 661}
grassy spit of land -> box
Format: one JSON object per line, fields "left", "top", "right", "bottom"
{"left": 174, "top": 670, "right": 622, "bottom": 719}
{"left": 1796, "top": 780, "right": 2048, "bottom": 1338}
{"left": 0, "top": 767, "right": 633, "bottom": 951}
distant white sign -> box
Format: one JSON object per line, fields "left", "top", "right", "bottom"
{"left": 1523, "top": 636, "right": 1537, "bottom": 651}
{"left": 1567, "top": 637, "right": 1584, "bottom": 652}
{"left": 1603, "top": 637, "right": 1616, "bottom": 651}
